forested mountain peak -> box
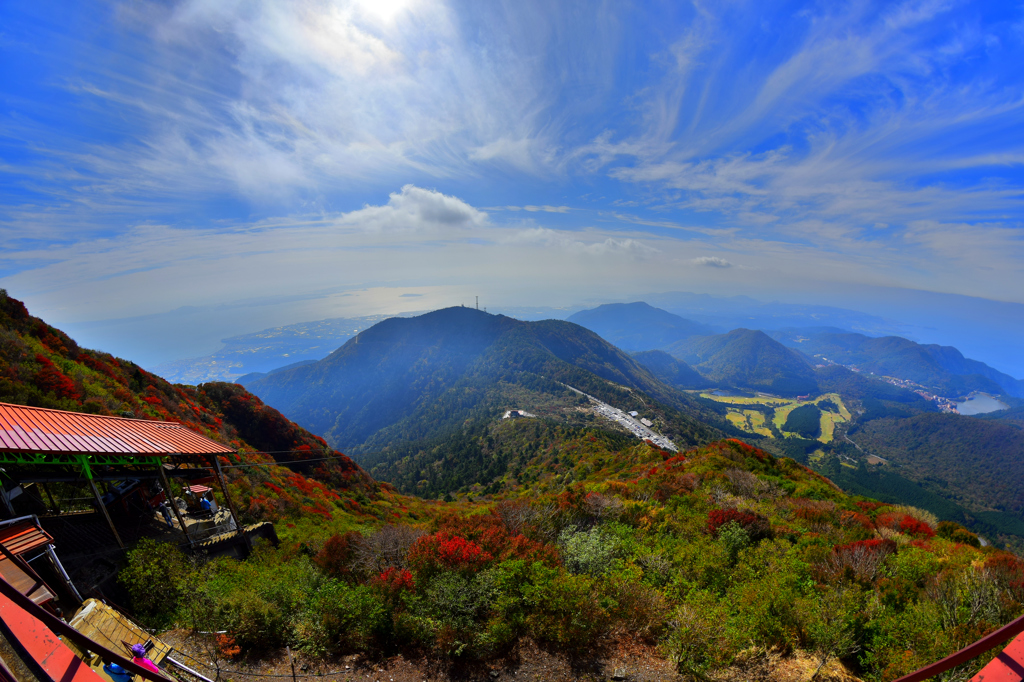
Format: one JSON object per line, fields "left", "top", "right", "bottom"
{"left": 665, "top": 327, "right": 819, "bottom": 396}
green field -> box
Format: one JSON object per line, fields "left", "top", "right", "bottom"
{"left": 725, "top": 409, "right": 774, "bottom": 437}
{"left": 702, "top": 391, "right": 850, "bottom": 443}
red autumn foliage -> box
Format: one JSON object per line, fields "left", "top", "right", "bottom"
{"left": 653, "top": 473, "right": 698, "bottom": 502}
{"left": 855, "top": 501, "right": 885, "bottom": 513}
{"left": 33, "top": 354, "right": 79, "bottom": 400}
{"left": 985, "top": 553, "right": 1024, "bottom": 597}
{"left": 216, "top": 634, "right": 241, "bottom": 659}
{"left": 839, "top": 510, "right": 874, "bottom": 530}
{"left": 371, "top": 567, "right": 416, "bottom": 598}
{"left": 706, "top": 508, "right": 772, "bottom": 540}
{"left": 408, "top": 531, "right": 493, "bottom": 574}
{"left": 877, "top": 512, "right": 935, "bottom": 538}
{"left": 435, "top": 512, "right": 560, "bottom": 565}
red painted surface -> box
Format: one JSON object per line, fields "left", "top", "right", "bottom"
{"left": 972, "top": 632, "right": 1024, "bottom": 681}
{"left": 0, "top": 590, "right": 104, "bottom": 682}
{"left": 0, "top": 521, "right": 53, "bottom": 556}
{"left": 0, "top": 402, "right": 233, "bottom": 456}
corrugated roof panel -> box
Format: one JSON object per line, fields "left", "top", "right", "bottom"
{"left": 0, "top": 403, "right": 234, "bottom": 457}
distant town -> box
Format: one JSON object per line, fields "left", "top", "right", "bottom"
{"left": 812, "top": 356, "right": 960, "bottom": 413}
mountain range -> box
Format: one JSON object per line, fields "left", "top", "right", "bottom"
{"left": 769, "top": 329, "right": 1024, "bottom": 397}
{"left": 245, "top": 307, "right": 726, "bottom": 495}
{"left": 4, "top": 290, "right": 1024, "bottom": 679}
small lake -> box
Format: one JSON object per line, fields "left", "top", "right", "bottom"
{"left": 957, "top": 393, "right": 1009, "bottom": 416}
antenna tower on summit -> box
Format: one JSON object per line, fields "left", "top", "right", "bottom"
{"left": 476, "top": 296, "right": 479, "bottom": 310}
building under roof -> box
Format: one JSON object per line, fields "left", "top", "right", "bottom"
{"left": 0, "top": 402, "right": 243, "bottom": 553}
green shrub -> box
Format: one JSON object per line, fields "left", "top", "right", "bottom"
{"left": 796, "top": 584, "right": 865, "bottom": 670}
{"left": 218, "top": 592, "right": 289, "bottom": 650}
{"left": 559, "top": 526, "right": 619, "bottom": 577}
{"left": 295, "top": 581, "right": 388, "bottom": 655}
{"left": 523, "top": 563, "right": 609, "bottom": 647}
{"left": 662, "top": 591, "right": 734, "bottom": 677}
{"left": 408, "top": 571, "right": 499, "bottom": 656}
{"left": 717, "top": 520, "right": 750, "bottom": 565}
{"left": 119, "top": 538, "right": 192, "bottom": 627}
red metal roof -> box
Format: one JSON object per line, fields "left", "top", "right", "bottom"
{"left": 0, "top": 403, "right": 234, "bottom": 457}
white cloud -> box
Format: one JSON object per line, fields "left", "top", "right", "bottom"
{"left": 691, "top": 256, "right": 733, "bottom": 268}
{"left": 336, "top": 185, "right": 488, "bottom": 232}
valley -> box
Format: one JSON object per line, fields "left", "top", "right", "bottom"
{"left": 700, "top": 391, "right": 851, "bottom": 443}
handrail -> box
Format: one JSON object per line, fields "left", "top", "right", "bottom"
{"left": 893, "top": 611, "right": 1024, "bottom": 682}
{"left": 0, "top": 575, "right": 169, "bottom": 682}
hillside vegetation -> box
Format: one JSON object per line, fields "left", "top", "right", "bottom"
{"left": 0, "top": 290, "right": 420, "bottom": 534}
{"left": 665, "top": 329, "right": 819, "bottom": 396}
{"left": 122, "top": 438, "right": 1024, "bottom": 681}
{"left": 6, "top": 291, "right": 1024, "bottom": 680}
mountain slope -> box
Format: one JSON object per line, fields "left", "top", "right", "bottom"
{"left": 665, "top": 328, "right": 819, "bottom": 396}
{"left": 566, "top": 301, "right": 716, "bottom": 351}
{"left": 247, "top": 308, "right": 724, "bottom": 475}
{"left": 773, "top": 330, "right": 1021, "bottom": 397}
{"left": 851, "top": 412, "right": 1024, "bottom": 518}
{"left": 0, "top": 290, "right": 390, "bottom": 528}
{"left": 633, "top": 349, "right": 712, "bottom": 389}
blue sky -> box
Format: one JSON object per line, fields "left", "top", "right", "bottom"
{"left": 2, "top": 0, "right": 1023, "bottom": 371}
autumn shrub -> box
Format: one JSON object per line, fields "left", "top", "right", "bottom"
{"left": 706, "top": 508, "right": 771, "bottom": 541}
{"left": 313, "top": 531, "right": 362, "bottom": 580}
{"left": 437, "top": 512, "right": 560, "bottom": 565}
{"left": 371, "top": 567, "right": 416, "bottom": 602}
{"left": 409, "top": 532, "right": 493, "bottom": 577}
{"left": 818, "top": 539, "right": 897, "bottom": 583}
{"left": 936, "top": 521, "right": 981, "bottom": 547}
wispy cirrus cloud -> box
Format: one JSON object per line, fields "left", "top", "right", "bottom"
{"left": 2, "top": 0, "right": 1024, "bottom": 366}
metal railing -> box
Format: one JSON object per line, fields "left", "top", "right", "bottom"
{"left": 893, "top": 611, "right": 1024, "bottom": 682}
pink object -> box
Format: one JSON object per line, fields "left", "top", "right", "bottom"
{"left": 133, "top": 657, "right": 162, "bottom": 675}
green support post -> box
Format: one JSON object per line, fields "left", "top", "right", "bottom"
{"left": 82, "top": 457, "right": 126, "bottom": 552}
